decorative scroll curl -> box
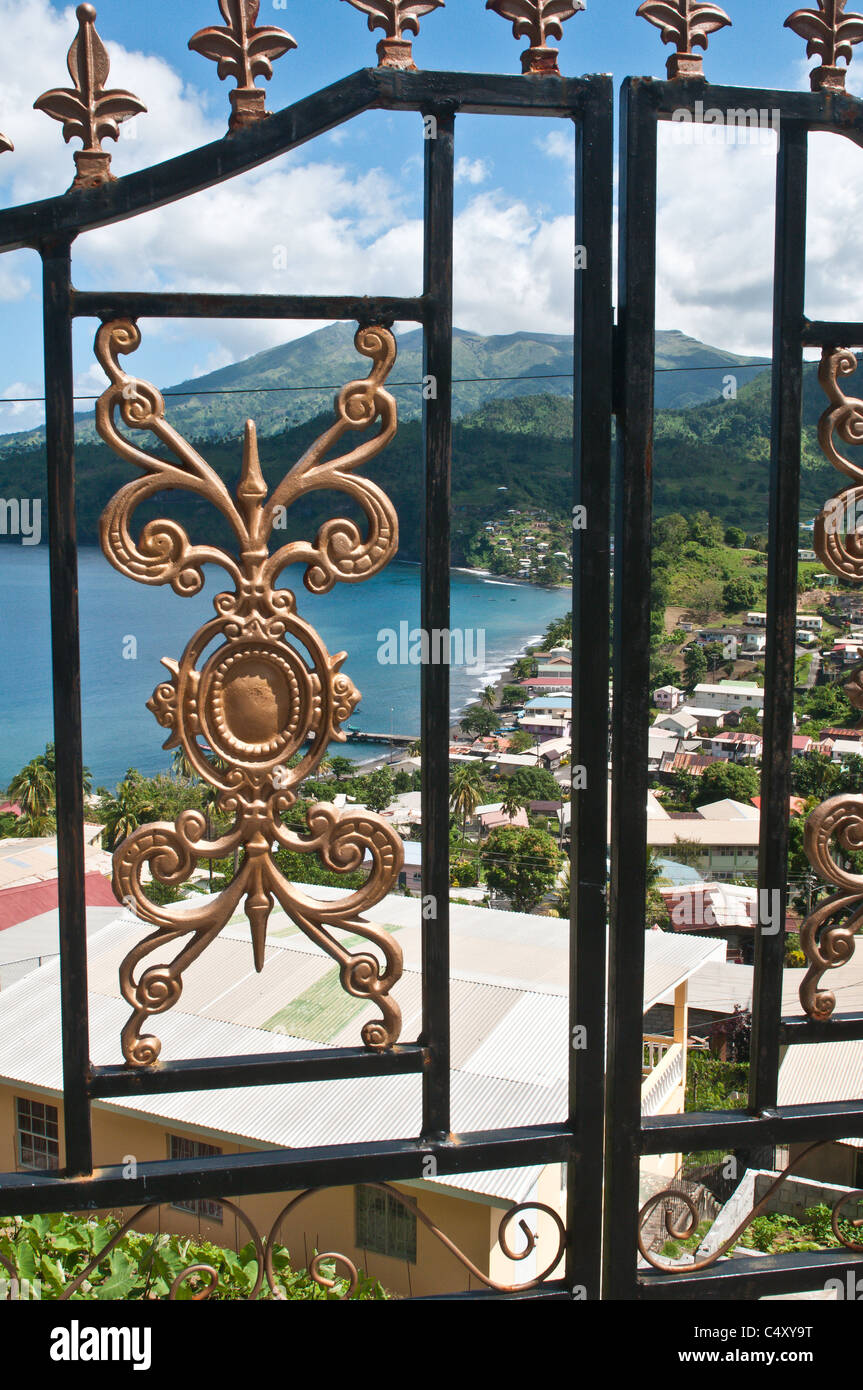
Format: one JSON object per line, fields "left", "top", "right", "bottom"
{"left": 639, "top": 1141, "right": 863, "bottom": 1272}
{"left": 814, "top": 348, "right": 863, "bottom": 581}
{"left": 804, "top": 348, "right": 863, "bottom": 1020}
{"left": 636, "top": 0, "right": 732, "bottom": 78}
{"left": 786, "top": 0, "right": 863, "bottom": 92}
{"left": 28, "top": 1186, "right": 565, "bottom": 1299}
{"left": 798, "top": 797, "right": 863, "bottom": 1020}
{"left": 95, "top": 320, "right": 403, "bottom": 1065}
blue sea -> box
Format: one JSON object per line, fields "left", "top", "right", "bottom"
{"left": 0, "top": 549, "right": 570, "bottom": 789}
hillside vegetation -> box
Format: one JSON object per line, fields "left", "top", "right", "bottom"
{"left": 0, "top": 329, "right": 853, "bottom": 554}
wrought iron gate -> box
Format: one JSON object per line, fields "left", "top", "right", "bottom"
{"left": 0, "top": 0, "right": 861, "bottom": 1303}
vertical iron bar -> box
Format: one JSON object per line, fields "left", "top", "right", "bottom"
{"left": 420, "top": 107, "right": 455, "bottom": 1139}
{"left": 568, "top": 79, "right": 614, "bottom": 1301}
{"left": 604, "top": 78, "right": 658, "bottom": 1300}
{"left": 749, "top": 124, "right": 808, "bottom": 1121}
{"left": 42, "top": 237, "right": 92, "bottom": 1177}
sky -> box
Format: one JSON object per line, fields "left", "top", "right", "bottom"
{"left": 0, "top": 0, "right": 860, "bottom": 433}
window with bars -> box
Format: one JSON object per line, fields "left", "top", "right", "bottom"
{"left": 355, "top": 1185, "right": 417, "bottom": 1263}
{"left": 167, "top": 1136, "right": 223, "bottom": 1222}
{"left": 16, "top": 1097, "right": 59, "bottom": 1171}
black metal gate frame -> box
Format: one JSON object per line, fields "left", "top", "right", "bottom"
{"left": 0, "top": 66, "right": 614, "bottom": 1302}
{"left": 611, "top": 75, "right": 863, "bottom": 1300}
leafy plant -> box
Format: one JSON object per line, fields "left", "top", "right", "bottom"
{"left": 0, "top": 1212, "right": 387, "bottom": 1300}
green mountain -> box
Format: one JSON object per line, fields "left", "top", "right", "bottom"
{"left": 0, "top": 324, "right": 849, "bottom": 555}
{"left": 0, "top": 322, "right": 769, "bottom": 459}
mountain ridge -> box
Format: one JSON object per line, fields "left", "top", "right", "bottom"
{"left": 0, "top": 321, "right": 770, "bottom": 456}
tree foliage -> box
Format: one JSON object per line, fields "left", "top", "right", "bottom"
{"left": 480, "top": 825, "right": 562, "bottom": 911}
{"left": 0, "top": 1212, "right": 386, "bottom": 1300}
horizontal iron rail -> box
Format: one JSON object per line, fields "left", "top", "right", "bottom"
{"left": 779, "top": 1012, "right": 863, "bottom": 1044}
{"left": 0, "top": 1124, "right": 573, "bottom": 1216}
{"left": 802, "top": 319, "right": 863, "bottom": 346}
{"left": 642, "top": 1101, "right": 863, "bottom": 1154}
{"left": 88, "top": 1045, "right": 426, "bottom": 1097}
{"left": 71, "top": 291, "right": 427, "bottom": 323}
{"left": 628, "top": 74, "right": 863, "bottom": 135}
{"left": 415, "top": 1281, "right": 572, "bottom": 1301}
{"left": 0, "top": 69, "right": 599, "bottom": 254}
{"left": 639, "top": 1247, "right": 863, "bottom": 1300}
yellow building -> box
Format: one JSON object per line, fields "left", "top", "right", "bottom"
{"left": 0, "top": 893, "right": 719, "bottom": 1297}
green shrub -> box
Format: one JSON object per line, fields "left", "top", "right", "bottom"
{"left": 0, "top": 1212, "right": 387, "bottom": 1300}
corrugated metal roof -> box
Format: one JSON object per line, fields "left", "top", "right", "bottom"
{"left": 779, "top": 1040, "right": 863, "bottom": 1147}
{"left": 0, "top": 897, "right": 720, "bottom": 1203}
{"left": 0, "top": 961, "right": 559, "bottom": 1202}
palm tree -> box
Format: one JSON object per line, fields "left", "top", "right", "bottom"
{"left": 550, "top": 860, "right": 571, "bottom": 917}
{"left": 499, "top": 781, "right": 528, "bottom": 822}
{"left": 17, "top": 810, "right": 57, "bottom": 838}
{"left": 171, "top": 748, "right": 196, "bottom": 783}
{"left": 8, "top": 756, "right": 55, "bottom": 820}
{"left": 449, "top": 762, "right": 485, "bottom": 854}
{"left": 7, "top": 742, "right": 92, "bottom": 820}
{"left": 480, "top": 685, "right": 497, "bottom": 711}
{"left": 101, "top": 778, "right": 155, "bottom": 852}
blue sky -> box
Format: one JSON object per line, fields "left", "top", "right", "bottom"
{"left": 0, "top": 0, "right": 858, "bottom": 433}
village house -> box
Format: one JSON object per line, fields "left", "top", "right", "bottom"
{"left": 653, "top": 684, "right": 684, "bottom": 711}
{"left": 0, "top": 899, "right": 720, "bottom": 1298}
{"left": 709, "top": 731, "right": 764, "bottom": 762}
{"left": 692, "top": 681, "right": 765, "bottom": 713}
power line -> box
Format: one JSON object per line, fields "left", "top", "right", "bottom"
{"left": 0, "top": 360, "right": 775, "bottom": 407}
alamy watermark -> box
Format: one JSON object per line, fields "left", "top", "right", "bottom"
{"left": 377, "top": 622, "right": 486, "bottom": 673}
{"left": 820, "top": 495, "right": 863, "bottom": 535}
{"left": 0, "top": 1276, "right": 41, "bottom": 1300}
{"left": 0, "top": 497, "right": 41, "bottom": 545}
{"left": 672, "top": 888, "right": 782, "bottom": 935}
{"left": 670, "top": 101, "right": 781, "bottom": 146}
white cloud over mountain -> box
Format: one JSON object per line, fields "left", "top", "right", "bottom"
{"left": 0, "top": 0, "right": 862, "bottom": 433}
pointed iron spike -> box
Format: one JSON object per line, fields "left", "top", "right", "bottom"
{"left": 239, "top": 419, "right": 268, "bottom": 498}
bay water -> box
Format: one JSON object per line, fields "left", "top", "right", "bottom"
{"left": 0, "top": 548, "right": 570, "bottom": 789}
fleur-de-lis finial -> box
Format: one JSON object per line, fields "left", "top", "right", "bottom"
{"left": 636, "top": 0, "right": 732, "bottom": 79}
{"left": 340, "top": 2, "right": 446, "bottom": 70}
{"left": 485, "top": 1, "right": 585, "bottom": 75}
{"left": 189, "top": 0, "right": 297, "bottom": 131}
{"left": 34, "top": 4, "right": 146, "bottom": 189}
{"left": 785, "top": 1, "right": 863, "bottom": 91}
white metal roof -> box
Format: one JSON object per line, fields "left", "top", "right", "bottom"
{"left": 0, "top": 896, "right": 720, "bottom": 1203}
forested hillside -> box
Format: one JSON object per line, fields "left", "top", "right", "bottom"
{"left": 0, "top": 346, "right": 853, "bottom": 557}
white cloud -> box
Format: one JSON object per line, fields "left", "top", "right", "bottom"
{"left": 455, "top": 156, "right": 491, "bottom": 186}
{"left": 0, "top": 379, "right": 43, "bottom": 432}
{"left": 654, "top": 116, "right": 863, "bottom": 356}
{"left": 537, "top": 130, "right": 574, "bottom": 162}
{"left": 5, "top": 0, "right": 863, "bottom": 393}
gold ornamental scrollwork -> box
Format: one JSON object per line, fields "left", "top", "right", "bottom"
{"left": 802, "top": 345, "right": 863, "bottom": 1020}
{"left": 94, "top": 319, "right": 404, "bottom": 1066}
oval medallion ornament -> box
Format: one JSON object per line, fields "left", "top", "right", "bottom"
{"left": 95, "top": 320, "right": 403, "bottom": 1065}
{"left": 199, "top": 642, "right": 309, "bottom": 765}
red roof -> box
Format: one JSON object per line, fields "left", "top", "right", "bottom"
{"left": 0, "top": 873, "right": 117, "bottom": 933}
{"left": 518, "top": 677, "right": 572, "bottom": 688}
{"left": 751, "top": 796, "right": 806, "bottom": 816}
